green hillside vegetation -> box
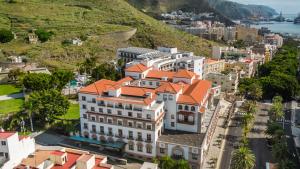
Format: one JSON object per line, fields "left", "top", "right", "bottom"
{"left": 0, "top": 0, "right": 215, "bottom": 69}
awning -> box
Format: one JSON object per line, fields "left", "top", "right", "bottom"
{"left": 70, "top": 136, "right": 126, "bottom": 150}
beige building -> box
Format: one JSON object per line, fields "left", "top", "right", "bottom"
{"left": 236, "top": 25, "right": 260, "bottom": 44}
{"left": 225, "top": 59, "right": 255, "bottom": 78}
{"left": 204, "top": 59, "right": 225, "bottom": 77}
{"left": 205, "top": 69, "right": 239, "bottom": 93}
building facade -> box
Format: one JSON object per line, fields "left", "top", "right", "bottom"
{"left": 205, "top": 69, "right": 239, "bottom": 93}
{"left": 78, "top": 65, "right": 221, "bottom": 169}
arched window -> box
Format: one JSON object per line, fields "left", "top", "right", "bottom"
{"left": 184, "top": 105, "right": 189, "bottom": 111}
{"left": 178, "top": 105, "right": 182, "bottom": 110}
{"left": 191, "top": 106, "right": 195, "bottom": 111}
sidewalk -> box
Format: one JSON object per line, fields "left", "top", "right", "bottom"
{"left": 0, "top": 93, "right": 24, "bottom": 101}
{"left": 203, "top": 99, "right": 232, "bottom": 169}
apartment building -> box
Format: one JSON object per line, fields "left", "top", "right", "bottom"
{"left": 205, "top": 69, "right": 239, "bottom": 93}
{"left": 264, "top": 33, "right": 283, "bottom": 48}
{"left": 203, "top": 59, "right": 225, "bottom": 78}
{"left": 236, "top": 25, "right": 261, "bottom": 44}
{"left": 225, "top": 59, "right": 255, "bottom": 78}
{"left": 15, "top": 147, "right": 113, "bottom": 169}
{"left": 78, "top": 65, "right": 221, "bottom": 169}
{"left": 212, "top": 46, "right": 253, "bottom": 60}
{"left": 0, "top": 131, "right": 35, "bottom": 169}
{"left": 117, "top": 47, "right": 205, "bottom": 79}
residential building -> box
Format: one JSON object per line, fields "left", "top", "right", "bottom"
{"left": 236, "top": 25, "right": 260, "bottom": 44}
{"left": 205, "top": 69, "right": 239, "bottom": 93}
{"left": 223, "top": 27, "right": 236, "bottom": 42}
{"left": 118, "top": 47, "right": 205, "bottom": 79}
{"left": 212, "top": 46, "right": 253, "bottom": 60}
{"left": 225, "top": 59, "right": 255, "bottom": 78}
{"left": 203, "top": 59, "right": 225, "bottom": 77}
{"left": 264, "top": 33, "right": 283, "bottom": 48}
{"left": 77, "top": 65, "right": 221, "bottom": 169}
{"left": 28, "top": 33, "right": 38, "bottom": 44}
{"left": 15, "top": 147, "right": 112, "bottom": 169}
{"left": 0, "top": 131, "right": 35, "bottom": 169}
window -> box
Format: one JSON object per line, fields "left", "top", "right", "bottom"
{"left": 169, "top": 95, "right": 173, "bottom": 100}
{"left": 156, "top": 82, "right": 159, "bottom": 86}
{"left": 138, "top": 145, "right": 143, "bottom": 152}
{"left": 188, "top": 116, "right": 194, "bottom": 122}
{"left": 163, "top": 94, "right": 167, "bottom": 100}
{"left": 107, "top": 109, "right": 112, "bottom": 114}
{"left": 99, "top": 108, "right": 103, "bottom": 113}
{"left": 4, "top": 153, "right": 8, "bottom": 159}
{"left": 146, "top": 114, "right": 151, "bottom": 119}
{"left": 171, "top": 115, "right": 174, "bottom": 119}
{"left": 184, "top": 105, "right": 189, "bottom": 111}
{"left": 147, "top": 134, "right": 151, "bottom": 141}
{"left": 83, "top": 123, "right": 88, "bottom": 129}
{"left": 149, "top": 81, "right": 153, "bottom": 85}
{"left": 142, "top": 81, "right": 146, "bottom": 85}
{"left": 128, "top": 112, "right": 132, "bottom": 117}
{"left": 117, "top": 111, "right": 122, "bottom": 115}
{"left": 117, "top": 120, "right": 123, "bottom": 126}
{"left": 91, "top": 116, "right": 96, "bottom": 121}
{"left": 92, "top": 98, "right": 96, "bottom": 103}
{"left": 0, "top": 152, "right": 3, "bottom": 156}
{"left": 191, "top": 106, "right": 195, "bottom": 111}
{"left": 137, "top": 113, "right": 142, "bottom": 118}
{"left": 99, "top": 117, "right": 104, "bottom": 122}
{"left": 192, "top": 153, "right": 198, "bottom": 160}
{"left": 128, "top": 131, "right": 133, "bottom": 139}
{"left": 81, "top": 96, "right": 86, "bottom": 101}
{"left": 82, "top": 104, "right": 86, "bottom": 109}
{"left": 160, "top": 148, "right": 165, "bottom": 153}
{"left": 128, "top": 121, "right": 133, "bottom": 127}
{"left": 129, "top": 144, "right": 134, "bottom": 150}
{"left": 83, "top": 114, "right": 87, "bottom": 119}
{"left": 171, "top": 122, "right": 175, "bottom": 127}
{"left": 118, "top": 129, "right": 123, "bottom": 137}
{"left": 146, "top": 147, "right": 152, "bottom": 154}
{"left": 146, "top": 124, "right": 152, "bottom": 130}
{"left": 1, "top": 141, "right": 6, "bottom": 146}
{"left": 100, "top": 126, "right": 104, "bottom": 134}
{"left": 108, "top": 127, "right": 113, "bottom": 135}
{"left": 92, "top": 125, "right": 96, "bottom": 132}
{"left": 107, "top": 118, "right": 112, "bottom": 124}
{"left": 91, "top": 107, "right": 95, "bottom": 112}
{"left": 137, "top": 123, "right": 142, "bottom": 129}
{"left": 138, "top": 132, "right": 142, "bottom": 140}
{"left": 178, "top": 105, "right": 182, "bottom": 110}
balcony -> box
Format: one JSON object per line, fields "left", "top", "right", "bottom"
{"left": 177, "top": 120, "right": 195, "bottom": 125}
{"left": 125, "top": 106, "right": 132, "bottom": 110}
{"left": 115, "top": 134, "right": 125, "bottom": 138}
{"left": 107, "top": 104, "right": 114, "bottom": 108}
{"left": 136, "top": 137, "right": 143, "bottom": 142}
{"left": 107, "top": 133, "right": 113, "bottom": 136}
{"left": 127, "top": 136, "right": 134, "bottom": 140}
{"left": 90, "top": 130, "right": 97, "bottom": 134}
{"left": 133, "top": 108, "right": 142, "bottom": 111}
{"left": 115, "top": 105, "right": 124, "bottom": 109}
{"left": 145, "top": 139, "right": 152, "bottom": 143}
{"left": 98, "top": 132, "right": 105, "bottom": 135}
{"left": 98, "top": 103, "right": 106, "bottom": 107}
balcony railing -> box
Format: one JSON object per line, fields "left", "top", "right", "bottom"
{"left": 115, "top": 134, "right": 125, "bottom": 138}
{"left": 133, "top": 108, "right": 142, "bottom": 111}
{"left": 136, "top": 137, "right": 143, "bottom": 141}
{"left": 177, "top": 120, "right": 195, "bottom": 125}
{"left": 107, "top": 133, "right": 113, "bottom": 136}
{"left": 98, "top": 103, "right": 106, "bottom": 106}
{"left": 98, "top": 132, "right": 105, "bottom": 135}
{"left": 125, "top": 106, "right": 132, "bottom": 110}
{"left": 145, "top": 139, "right": 152, "bottom": 143}
{"left": 90, "top": 130, "right": 97, "bottom": 133}
{"left": 107, "top": 104, "right": 114, "bottom": 108}
{"left": 115, "top": 105, "right": 124, "bottom": 109}
{"left": 127, "top": 136, "right": 134, "bottom": 140}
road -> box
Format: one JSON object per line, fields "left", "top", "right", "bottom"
{"left": 0, "top": 93, "right": 24, "bottom": 101}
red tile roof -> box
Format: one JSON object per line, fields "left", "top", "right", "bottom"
{"left": 51, "top": 150, "right": 65, "bottom": 156}
{"left": 174, "top": 69, "right": 196, "bottom": 79}
{"left": 146, "top": 70, "right": 175, "bottom": 80}
{"left": 0, "top": 131, "right": 16, "bottom": 139}
{"left": 177, "top": 80, "right": 212, "bottom": 105}
{"left": 51, "top": 152, "right": 81, "bottom": 169}
{"left": 156, "top": 82, "right": 182, "bottom": 94}
{"left": 80, "top": 79, "right": 117, "bottom": 95}
{"left": 125, "top": 63, "right": 150, "bottom": 72}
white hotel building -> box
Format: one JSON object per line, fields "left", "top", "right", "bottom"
{"left": 78, "top": 62, "right": 221, "bottom": 169}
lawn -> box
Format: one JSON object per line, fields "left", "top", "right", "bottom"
{"left": 0, "top": 98, "right": 24, "bottom": 115}
{"left": 58, "top": 103, "right": 79, "bottom": 120}
{"left": 0, "top": 84, "right": 22, "bottom": 96}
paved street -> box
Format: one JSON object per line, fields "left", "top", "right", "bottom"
{"left": 0, "top": 93, "right": 24, "bottom": 101}
{"left": 248, "top": 103, "right": 273, "bottom": 169}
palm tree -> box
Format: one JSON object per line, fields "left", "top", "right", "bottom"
{"left": 266, "top": 122, "right": 284, "bottom": 140}
{"left": 175, "top": 159, "right": 191, "bottom": 169}
{"left": 231, "top": 146, "right": 256, "bottom": 169}
{"left": 272, "top": 141, "right": 288, "bottom": 162}
{"left": 160, "top": 156, "right": 176, "bottom": 169}
{"left": 270, "top": 96, "right": 284, "bottom": 121}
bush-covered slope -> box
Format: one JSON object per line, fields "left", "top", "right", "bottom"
{"left": 0, "top": 0, "right": 216, "bottom": 69}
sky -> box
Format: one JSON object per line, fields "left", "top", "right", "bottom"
{"left": 230, "top": 0, "right": 300, "bottom": 14}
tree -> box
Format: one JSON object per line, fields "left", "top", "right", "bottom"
{"left": 35, "top": 29, "right": 53, "bottom": 42}
{"left": 278, "top": 159, "right": 296, "bottom": 169}
{"left": 231, "top": 146, "right": 255, "bottom": 169}
{"left": 159, "top": 156, "right": 176, "bottom": 169}
{"left": 0, "top": 29, "right": 14, "bottom": 43}
{"left": 175, "top": 159, "right": 191, "bottom": 169}
{"left": 52, "top": 70, "right": 74, "bottom": 90}
{"left": 91, "top": 63, "right": 121, "bottom": 81}
{"left": 247, "top": 83, "right": 263, "bottom": 101}
{"left": 272, "top": 141, "right": 288, "bottom": 162}
{"left": 8, "top": 68, "right": 25, "bottom": 81}
{"left": 25, "top": 89, "right": 69, "bottom": 124}
{"left": 270, "top": 96, "right": 284, "bottom": 121}
{"left": 22, "top": 73, "right": 53, "bottom": 91}
{"left": 266, "top": 122, "right": 284, "bottom": 140}
{"left": 78, "top": 57, "right": 97, "bottom": 75}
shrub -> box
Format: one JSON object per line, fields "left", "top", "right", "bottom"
{"left": 0, "top": 29, "right": 14, "bottom": 43}
{"left": 35, "top": 29, "right": 54, "bottom": 42}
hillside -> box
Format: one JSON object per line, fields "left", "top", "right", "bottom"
{"left": 0, "top": 0, "right": 216, "bottom": 69}
{"left": 128, "top": 0, "right": 277, "bottom": 21}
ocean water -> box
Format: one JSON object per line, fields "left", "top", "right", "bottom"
{"left": 251, "top": 14, "right": 300, "bottom": 36}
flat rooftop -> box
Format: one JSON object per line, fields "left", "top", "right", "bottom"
{"left": 118, "top": 47, "right": 158, "bottom": 55}
{"left": 158, "top": 130, "right": 205, "bottom": 147}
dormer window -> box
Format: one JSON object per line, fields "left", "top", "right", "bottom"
{"left": 184, "top": 105, "right": 189, "bottom": 111}
{"left": 191, "top": 106, "right": 195, "bottom": 111}
{"left": 178, "top": 105, "right": 182, "bottom": 110}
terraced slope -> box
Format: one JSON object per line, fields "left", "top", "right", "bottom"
{"left": 0, "top": 0, "right": 215, "bottom": 69}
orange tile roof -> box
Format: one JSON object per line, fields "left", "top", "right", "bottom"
{"left": 121, "top": 86, "right": 155, "bottom": 97}
{"left": 177, "top": 80, "right": 212, "bottom": 105}
{"left": 0, "top": 131, "right": 15, "bottom": 139}
{"left": 77, "top": 154, "right": 93, "bottom": 162}
{"left": 206, "top": 58, "right": 219, "bottom": 64}
{"left": 80, "top": 79, "right": 117, "bottom": 95}
{"left": 156, "top": 82, "right": 182, "bottom": 94}
{"left": 51, "top": 150, "right": 65, "bottom": 156}
{"left": 174, "top": 69, "right": 196, "bottom": 79}
{"left": 116, "top": 76, "right": 133, "bottom": 84}
{"left": 146, "top": 70, "right": 175, "bottom": 80}
{"left": 125, "top": 63, "right": 150, "bottom": 72}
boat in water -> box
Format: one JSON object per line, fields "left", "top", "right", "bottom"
{"left": 294, "top": 14, "right": 300, "bottom": 24}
